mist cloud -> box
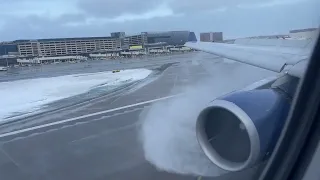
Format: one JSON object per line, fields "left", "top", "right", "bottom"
{"left": 138, "top": 56, "right": 277, "bottom": 176}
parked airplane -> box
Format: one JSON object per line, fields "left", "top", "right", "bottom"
{"left": 184, "top": 37, "right": 315, "bottom": 172}
{"left": 0, "top": 66, "right": 8, "bottom": 71}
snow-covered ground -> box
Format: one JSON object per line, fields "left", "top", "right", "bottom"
{"left": 0, "top": 69, "right": 152, "bottom": 121}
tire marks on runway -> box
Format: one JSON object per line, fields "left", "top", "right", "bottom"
{"left": 0, "top": 107, "right": 145, "bottom": 143}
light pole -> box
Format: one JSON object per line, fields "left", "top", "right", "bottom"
{"left": 5, "top": 48, "right": 9, "bottom": 67}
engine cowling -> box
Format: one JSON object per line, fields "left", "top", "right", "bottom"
{"left": 196, "top": 89, "right": 291, "bottom": 172}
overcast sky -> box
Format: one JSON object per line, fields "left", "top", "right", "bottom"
{"left": 0, "top": 0, "right": 319, "bottom": 41}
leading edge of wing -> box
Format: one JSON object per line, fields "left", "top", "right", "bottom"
{"left": 185, "top": 41, "right": 310, "bottom": 77}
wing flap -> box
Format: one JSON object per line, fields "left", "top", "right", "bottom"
{"left": 287, "top": 60, "right": 308, "bottom": 78}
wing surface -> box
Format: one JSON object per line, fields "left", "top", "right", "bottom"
{"left": 185, "top": 38, "right": 315, "bottom": 78}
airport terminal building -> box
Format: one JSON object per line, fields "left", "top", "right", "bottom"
{"left": 0, "top": 31, "right": 195, "bottom": 58}
{"left": 143, "top": 31, "right": 195, "bottom": 45}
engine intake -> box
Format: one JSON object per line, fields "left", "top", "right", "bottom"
{"left": 196, "top": 89, "right": 291, "bottom": 172}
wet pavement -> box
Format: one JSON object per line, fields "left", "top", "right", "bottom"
{"left": 0, "top": 52, "right": 275, "bottom": 180}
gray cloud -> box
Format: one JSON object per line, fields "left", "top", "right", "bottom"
{"left": 0, "top": 0, "right": 319, "bottom": 41}
{"left": 77, "top": 0, "right": 164, "bottom": 18}
{"left": 168, "top": 0, "right": 238, "bottom": 13}
{"left": 75, "top": 0, "right": 299, "bottom": 17}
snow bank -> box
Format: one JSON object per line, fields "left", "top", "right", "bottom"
{"left": 0, "top": 69, "right": 151, "bottom": 121}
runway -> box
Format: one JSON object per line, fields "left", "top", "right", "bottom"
{"left": 0, "top": 52, "right": 276, "bottom": 180}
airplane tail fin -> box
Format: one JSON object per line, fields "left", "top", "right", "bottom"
{"left": 187, "top": 32, "right": 197, "bottom": 42}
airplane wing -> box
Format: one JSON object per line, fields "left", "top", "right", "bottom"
{"left": 185, "top": 38, "right": 315, "bottom": 78}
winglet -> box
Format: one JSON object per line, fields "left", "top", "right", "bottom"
{"left": 187, "top": 32, "right": 197, "bottom": 42}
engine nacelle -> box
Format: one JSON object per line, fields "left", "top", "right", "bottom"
{"left": 196, "top": 89, "right": 291, "bottom": 172}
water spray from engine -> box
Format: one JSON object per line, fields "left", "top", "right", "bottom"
{"left": 138, "top": 78, "right": 237, "bottom": 177}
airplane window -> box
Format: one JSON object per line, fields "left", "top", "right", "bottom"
{"left": 0, "top": 0, "right": 319, "bottom": 180}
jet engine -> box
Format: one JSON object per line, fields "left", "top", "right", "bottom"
{"left": 196, "top": 89, "right": 291, "bottom": 172}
